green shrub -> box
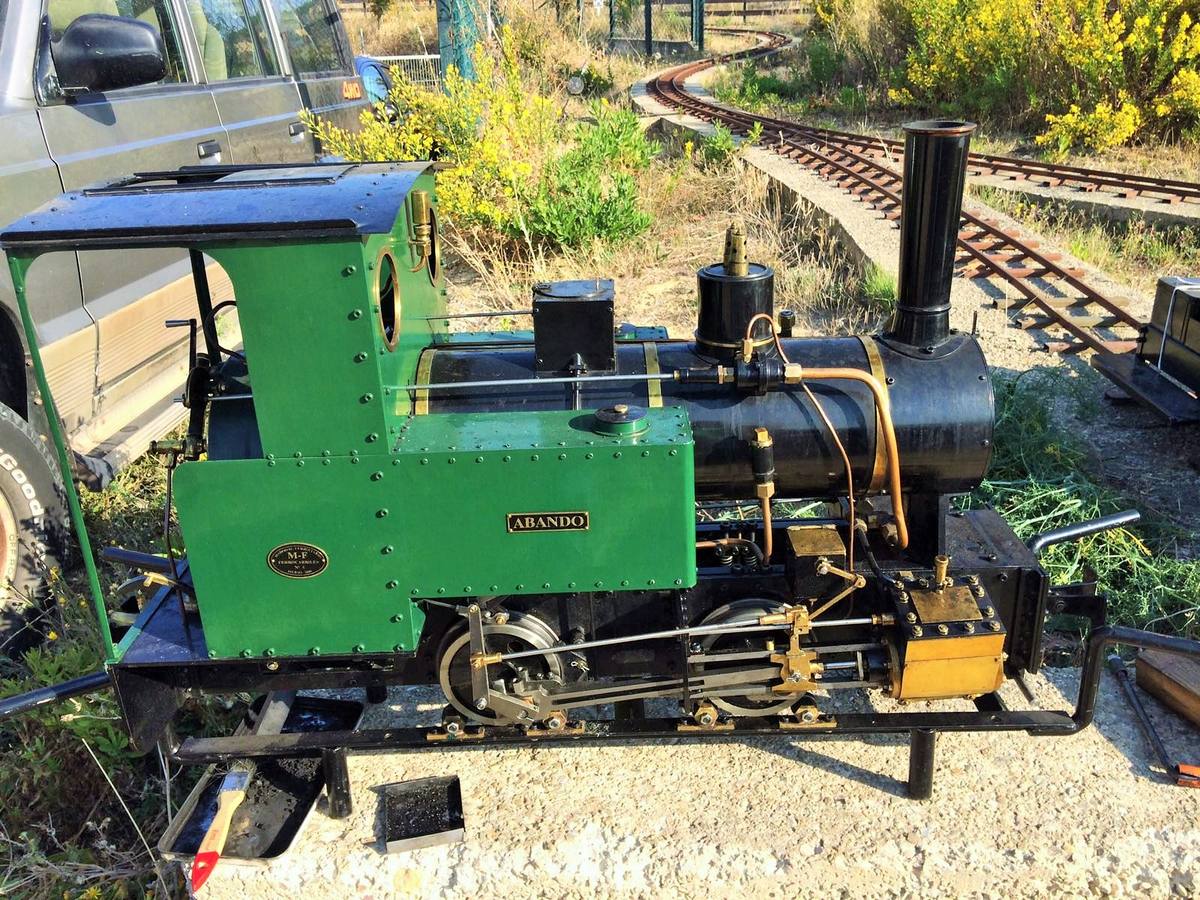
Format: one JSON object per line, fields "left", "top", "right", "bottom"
{"left": 965, "top": 370, "right": 1200, "bottom": 637}
{"left": 514, "top": 101, "right": 658, "bottom": 248}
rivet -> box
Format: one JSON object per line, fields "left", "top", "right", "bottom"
{"left": 669, "top": 449, "right": 678, "bottom": 456}
{"left": 448, "top": 457, "right": 456, "bottom": 464}
{"left": 322, "top": 450, "right": 331, "bottom": 457}
{"left": 489, "top": 584, "right": 499, "bottom": 591}
{"left": 476, "top": 456, "right": 484, "bottom": 463}
{"left": 613, "top": 451, "right": 622, "bottom": 459}
{"left": 390, "top": 614, "right": 402, "bottom": 622}
{"left": 585, "top": 452, "right": 594, "bottom": 459}
{"left": 361, "top": 393, "right": 374, "bottom": 403}
{"left": 266, "top": 453, "right": 276, "bottom": 461}
{"left": 411, "top": 588, "right": 420, "bottom": 595}
{"left": 542, "top": 582, "right": 551, "bottom": 589}
{"left": 386, "top": 579, "right": 398, "bottom": 588}
{"left": 674, "top": 579, "right": 682, "bottom": 585}
{"left": 296, "top": 459, "right": 305, "bottom": 467}
{"left": 393, "top": 459, "right": 401, "bottom": 466}
{"left": 463, "top": 586, "right": 472, "bottom": 593}
{"left": 343, "top": 265, "right": 357, "bottom": 276}
{"left": 558, "top": 453, "right": 567, "bottom": 460}
{"left": 516, "top": 583, "right": 524, "bottom": 590}
{"left": 937, "top": 624, "right": 949, "bottom": 635}
{"left": 265, "top": 648, "right": 276, "bottom": 657}
{"left": 567, "top": 582, "right": 576, "bottom": 589}
{"left": 268, "top": 460, "right": 276, "bottom": 467}
{"left": 309, "top": 647, "right": 321, "bottom": 656}
{"left": 886, "top": 376, "right": 896, "bottom": 385}
{"left": 595, "top": 581, "right": 604, "bottom": 588}
{"left": 531, "top": 454, "right": 539, "bottom": 461}
{"left": 240, "top": 649, "right": 253, "bottom": 658}
{"left": 647, "top": 579, "right": 656, "bottom": 586}
{"left": 503, "top": 455, "right": 512, "bottom": 462}
{"left": 208, "top": 650, "right": 217, "bottom": 659}
{"left": 377, "top": 508, "right": 389, "bottom": 517}
{"left": 641, "top": 450, "right": 650, "bottom": 457}
{"left": 353, "top": 644, "right": 365, "bottom": 653}
{"left": 366, "top": 433, "right": 379, "bottom": 443}
{"left": 394, "top": 644, "right": 404, "bottom": 652}
{"left": 354, "top": 351, "right": 368, "bottom": 362}
{"left": 620, "top": 580, "right": 630, "bottom": 586}
{"left": 349, "top": 308, "right": 363, "bottom": 319}
{"left": 437, "top": 587, "right": 446, "bottom": 594}
{"left": 420, "top": 458, "right": 429, "bottom": 465}
{"left": 294, "top": 451, "right": 303, "bottom": 458}
{"left": 371, "top": 471, "right": 383, "bottom": 481}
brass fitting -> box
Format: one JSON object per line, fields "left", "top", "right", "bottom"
{"left": 469, "top": 651, "right": 502, "bottom": 670}
{"left": 933, "top": 554, "right": 951, "bottom": 590}
{"left": 409, "top": 189, "right": 433, "bottom": 273}
{"left": 722, "top": 220, "right": 749, "bottom": 277}
{"left": 783, "top": 362, "right": 804, "bottom": 384}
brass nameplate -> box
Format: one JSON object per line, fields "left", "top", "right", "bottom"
{"left": 506, "top": 511, "right": 589, "bottom": 533}
{"left": 267, "top": 542, "right": 328, "bottom": 578}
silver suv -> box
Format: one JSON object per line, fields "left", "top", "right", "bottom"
{"left": 0, "top": 0, "right": 367, "bottom": 650}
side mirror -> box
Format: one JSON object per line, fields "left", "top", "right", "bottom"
{"left": 52, "top": 14, "right": 165, "bottom": 94}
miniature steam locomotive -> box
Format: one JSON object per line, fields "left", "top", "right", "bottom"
{"left": 3, "top": 123, "right": 1195, "bottom": 799}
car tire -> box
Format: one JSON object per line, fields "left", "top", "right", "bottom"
{"left": 0, "top": 401, "right": 70, "bottom": 656}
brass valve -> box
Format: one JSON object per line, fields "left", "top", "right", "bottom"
{"left": 409, "top": 189, "right": 434, "bottom": 273}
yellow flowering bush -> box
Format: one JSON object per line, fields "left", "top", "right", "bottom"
{"left": 305, "top": 28, "right": 658, "bottom": 247}
{"left": 305, "top": 28, "right": 555, "bottom": 233}
{"left": 823, "top": 0, "right": 1200, "bottom": 151}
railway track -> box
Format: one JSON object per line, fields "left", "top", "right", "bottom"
{"left": 647, "top": 30, "right": 1200, "bottom": 354}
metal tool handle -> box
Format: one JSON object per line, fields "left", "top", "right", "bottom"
{"left": 1026, "top": 509, "right": 1141, "bottom": 554}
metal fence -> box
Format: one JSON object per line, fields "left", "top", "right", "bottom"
{"left": 375, "top": 53, "right": 443, "bottom": 88}
{"left": 610, "top": 0, "right": 704, "bottom": 55}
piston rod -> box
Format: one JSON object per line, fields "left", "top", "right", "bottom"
{"left": 480, "top": 614, "right": 892, "bottom": 664}
{"left": 393, "top": 372, "right": 677, "bottom": 392}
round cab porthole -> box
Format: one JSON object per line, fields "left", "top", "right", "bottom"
{"left": 376, "top": 249, "right": 400, "bottom": 351}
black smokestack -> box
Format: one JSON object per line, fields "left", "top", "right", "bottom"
{"left": 890, "top": 120, "right": 976, "bottom": 349}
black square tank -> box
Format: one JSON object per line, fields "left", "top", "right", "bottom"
{"left": 532, "top": 279, "right": 616, "bottom": 376}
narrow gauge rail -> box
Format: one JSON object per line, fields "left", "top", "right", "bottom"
{"left": 650, "top": 30, "right": 1194, "bottom": 354}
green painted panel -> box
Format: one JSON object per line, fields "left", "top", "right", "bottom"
{"left": 206, "top": 169, "right": 446, "bottom": 458}
{"left": 173, "top": 407, "right": 695, "bottom": 659}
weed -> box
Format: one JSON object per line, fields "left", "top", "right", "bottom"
{"left": 964, "top": 370, "right": 1200, "bottom": 638}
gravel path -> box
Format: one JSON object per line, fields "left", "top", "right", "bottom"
{"left": 204, "top": 670, "right": 1198, "bottom": 898}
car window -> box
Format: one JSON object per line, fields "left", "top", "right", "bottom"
{"left": 46, "top": 0, "right": 188, "bottom": 84}
{"left": 271, "top": 0, "right": 345, "bottom": 75}
{"left": 190, "top": 0, "right": 281, "bottom": 81}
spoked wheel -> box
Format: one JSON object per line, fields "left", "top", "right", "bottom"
{"left": 436, "top": 611, "right": 565, "bottom": 725}
{"left": 691, "top": 599, "right": 796, "bottom": 718}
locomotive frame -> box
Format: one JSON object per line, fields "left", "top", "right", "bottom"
{"left": 3, "top": 137, "right": 1199, "bottom": 804}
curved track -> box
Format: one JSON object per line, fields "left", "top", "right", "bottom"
{"left": 647, "top": 31, "right": 1200, "bottom": 354}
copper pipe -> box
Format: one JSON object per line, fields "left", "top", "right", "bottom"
{"left": 759, "top": 496, "right": 773, "bottom": 561}
{"left": 742, "top": 314, "right": 909, "bottom": 551}
{"left": 803, "top": 367, "right": 909, "bottom": 549}
{"left": 800, "top": 382, "right": 856, "bottom": 572}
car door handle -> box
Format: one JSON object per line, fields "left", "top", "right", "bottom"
{"left": 288, "top": 121, "right": 306, "bottom": 138}
{"left": 197, "top": 140, "right": 222, "bottom": 161}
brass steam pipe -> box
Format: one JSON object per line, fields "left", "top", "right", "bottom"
{"left": 802, "top": 366, "right": 909, "bottom": 550}
{"left": 741, "top": 313, "right": 910, "bottom": 550}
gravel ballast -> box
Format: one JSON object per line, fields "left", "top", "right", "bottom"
{"left": 204, "top": 671, "right": 1198, "bottom": 898}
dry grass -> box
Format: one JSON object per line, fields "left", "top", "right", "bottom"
{"left": 341, "top": 1, "right": 439, "bottom": 56}
{"left": 444, "top": 158, "right": 893, "bottom": 337}
{"left": 970, "top": 184, "right": 1200, "bottom": 298}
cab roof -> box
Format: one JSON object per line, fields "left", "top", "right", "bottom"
{"left": 0, "top": 162, "right": 431, "bottom": 254}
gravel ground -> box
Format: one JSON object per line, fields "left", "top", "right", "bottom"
{"left": 199, "top": 68, "right": 1200, "bottom": 899}
{"left": 203, "top": 670, "right": 1199, "bottom": 899}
